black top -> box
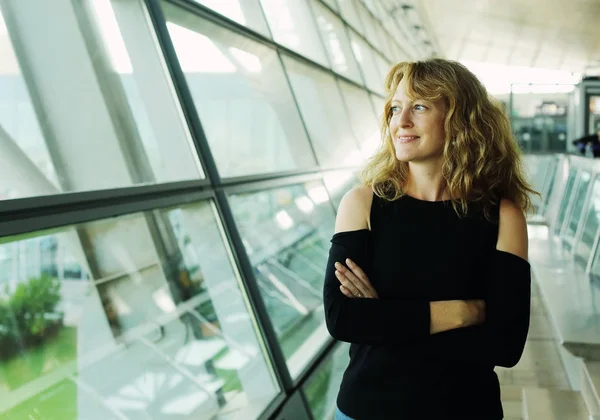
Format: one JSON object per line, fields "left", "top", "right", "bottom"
{"left": 323, "top": 193, "right": 531, "bottom": 419}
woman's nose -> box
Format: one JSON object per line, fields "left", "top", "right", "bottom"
{"left": 399, "top": 109, "right": 413, "bottom": 128}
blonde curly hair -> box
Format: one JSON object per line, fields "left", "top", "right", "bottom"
{"left": 360, "top": 58, "right": 538, "bottom": 218}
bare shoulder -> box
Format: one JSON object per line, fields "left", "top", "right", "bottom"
{"left": 334, "top": 185, "right": 374, "bottom": 233}
{"left": 497, "top": 198, "right": 528, "bottom": 260}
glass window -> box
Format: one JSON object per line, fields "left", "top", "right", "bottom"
{"left": 355, "top": 2, "right": 381, "bottom": 51}
{"left": 0, "top": 1, "right": 203, "bottom": 201}
{"left": 282, "top": 55, "right": 362, "bottom": 168}
{"left": 259, "top": 0, "right": 329, "bottom": 67}
{"left": 229, "top": 181, "right": 336, "bottom": 378}
{"left": 525, "top": 155, "right": 554, "bottom": 215}
{"left": 348, "top": 31, "right": 384, "bottom": 94}
{"left": 323, "top": 169, "right": 361, "bottom": 208}
{"left": 311, "top": 0, "right": 362, "bottom": 84}
{"left": 162, "top": 2, "right": 316, "bottom": 178}
{"left": 564, "top": 171, "right": 591, "bottom": 249}
{"left": 303, "top": 342, "right": 350, "bottom": 419}
{"left": 339, "top": 81, "right": 381, "bottom": 158}
{"left": 370, "top": 93, "right": 386, "bottom": 118}
{"left": 390, "top": 39, "right": 411, "bottom": 63}
{"left": 337, "top": 0, "right": 363, "bottom": 34}
{"left": 0, "top": 202, "right": 279, "bottom": 419}
{"left": 555, "top": 169, "right": 578, "bottom": 235}
{"left": 191, "top": 0, "right": 271, "bottom": 36}
{"left": 576, "top": 177, "right": 600, "bottom": 268}
{"left": 321, "top": 0, "right": 339, "bottom": 12}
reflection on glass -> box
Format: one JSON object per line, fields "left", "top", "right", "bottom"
{"left": 0, "top": 1, "right": 203, "bottom": 202}
{"left": 162, "top": 2, "right": 316, "bottom": 178}
{"left": 260, "top": 0, "right": 328, "bottom": 67}
{"left": 336, "top": 0, "right": 363, "bottom": 33}
{"left": 282, "top": 55, "right": 362, "bottom": 168}
{"left": 0, "top": 202, "right": 278, "bottom": 419}
{"left": 555, "top": 169, "right": 578, "bottom": 235}
{"left": 541, "top": 158, "right": 558, "bottom": 213}
{"left": 525, "top": 156, "right": 554, "bottom": 215}
{"left": 576, "top": 178, "right": 600, "bottom": 268}
{"left": 349, "top": 31, "right": 383, "bottom": 94}
{"left": 303, "top": 342, "right": 350, "bottom": 420}
{"left": 191, "top": 0, "right": 271, "bottom": 36}
{"left": 565, "top": 171, "right": 591, "bottom": 247}
{"left": 355, "top": 2, "right": 381, "bottom": 50}
{"left": 229, "top": 181, "right": 336, "bottom": 378}
{"left": 312, "top": 0, "right": 362, "bottom": 83}
{"left": 339, "top": 81, "right": 381, "bottom": 157}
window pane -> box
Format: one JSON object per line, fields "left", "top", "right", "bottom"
{"left": 339, "top": 81, "right": 381, "bottom": 157}
{"left": 259, "top": 0, "right": 328, "bottom": 67}
{"left": 370, "top": 93, "right": 386, "bottom": 118}
{"left": 576, "top": 178, "right": 600, "bottom": 267}
{"left": 282, "top": 55, "right": 362, "bottom": 168}
{"left": 337, "top": 0, "right": 363, "bottom": 33}
{"left": 0, "top": 1, "right": 203, "bottom": 201}
{"left": 555, "top": 169, "right": 578, "bottom": 235}
{"left": 191, "top": 0, "right": 271, "bottom": 36}
{"left": 312, "top": 0, "right": 362, "bottom": 83}
{"left": 229, "top": 181, "right": 336, "bottom": 378}
{"left": 565, "top": 171, "right": 591, "bottom": 249}
{"left": 321, "top": 0, "right": 339, "bottom": 12}
{"left": 348, "top": 31, "right": 383, "bottom": 94}
{"left": 303, "top": 342, "right": 350, "bottom": 419}
{"left": 162, "top": 2, "right": 317, "bottom": 178}
{"left": 355, "top": 2, "right": 381, "bottom": 50}
{"left": 0, "top": 202, "right": 279, "bottom": 419}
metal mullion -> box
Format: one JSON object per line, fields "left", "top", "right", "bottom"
{"left": 0, "top": 179, "right": 209, "bottom": 216}
{"left": 148, "top": 0, "right": 298, "bottom": 401}
{"left": 212, "top": 189, "right": 294, "bottom": 393}
{"left": 166, "top": 0, "right": 369, "bottom": 94}
{"left": 166, "top": 0, "right": 274, "bottom": 47}
{"left": 275, "top": 55, "right": 323, "bottom": 173}
{"left": 0, "top": 188, "right": 213, "bottom": 238}
{"left": 222, "top": 172, "right": 324, "bottom": 196}
{"left": 145, "top": 0, "right": 222, "bottom": 187}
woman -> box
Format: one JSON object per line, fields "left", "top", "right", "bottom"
{"left": 323, "top": 58, "right": 536, "bottom": 419}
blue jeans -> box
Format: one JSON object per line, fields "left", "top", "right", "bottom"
{"left": 334, "top": 407, "right": 354, "bottom": 420}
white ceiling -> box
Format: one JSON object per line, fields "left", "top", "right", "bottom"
{"left": 416, "top": 0, "right": 600, "bottom": 75}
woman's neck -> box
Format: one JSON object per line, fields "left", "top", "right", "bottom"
{"left": 406, "top": 161, "right": 450, "bottom": 202}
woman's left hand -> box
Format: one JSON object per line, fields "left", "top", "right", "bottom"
{"left": 334, "top": 259, "right": 379, "bottom": 299}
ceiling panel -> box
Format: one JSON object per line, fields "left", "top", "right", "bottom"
{"left": 416, "top": 0, "right": 600, "bottom": 74}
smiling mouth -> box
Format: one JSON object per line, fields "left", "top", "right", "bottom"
{"left": 397, "top": 136, "right": 420, "bottom": 143}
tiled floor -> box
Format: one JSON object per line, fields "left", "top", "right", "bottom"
{"left": 495, "top": 280, "right": 570, "bottom": 420}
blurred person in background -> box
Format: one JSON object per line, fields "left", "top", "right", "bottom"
{"left": 572, "top": 124, "right": 600, "bottom": 157}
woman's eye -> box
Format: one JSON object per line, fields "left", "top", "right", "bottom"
{"left": 390, "top": 106, "right": 400, "bottom": 114}
{"left": 414, "top": 104, "right": 426, "bottom": 111}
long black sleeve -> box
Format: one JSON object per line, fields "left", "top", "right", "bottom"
{"left": 427, "top": 250, "right": 531, "bottom": 368}
{"left": 323, "top": 229, "right": 431, "bottom": 344}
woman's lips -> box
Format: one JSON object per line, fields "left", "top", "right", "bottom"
{"left": 397, "top": 136, "right": 420, "bottom": 143}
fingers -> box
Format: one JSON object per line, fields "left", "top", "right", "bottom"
{"left": 335, "top": 267, "right": 363, "bottom": 297}
{"left": 334, "top": 260, "right": 377, "bottom": 298}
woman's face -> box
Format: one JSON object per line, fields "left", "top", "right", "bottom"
{"left": 389, "top": 78, "right": 447, "bottom": 164}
